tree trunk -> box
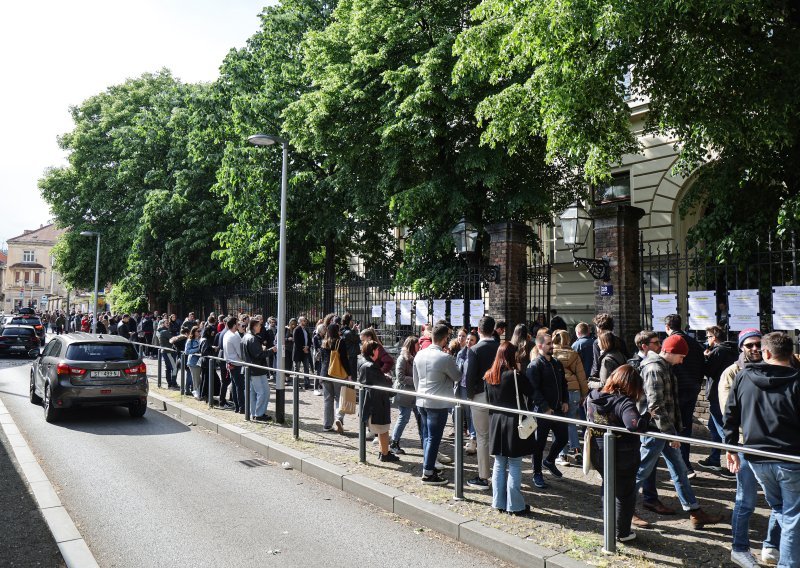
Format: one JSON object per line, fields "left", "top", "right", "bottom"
{"left": 323, "top": 234, "right": 336, "bottom": 314}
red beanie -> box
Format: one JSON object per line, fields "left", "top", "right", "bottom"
{"left": 662, "top": 334, "right": 689, "bottom": 356}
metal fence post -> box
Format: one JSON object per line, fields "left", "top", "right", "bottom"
{"left": 602, "top": 429, "right": 617, "bottom": 554}
{"left": 157, "top": 350, "right": 162, "bottom": 389}
{"left": 244, "top": 367, "right": 251, "bottom": 421}
{"left": 454, "top": 403, "right": 464, "bottom": 500}
{"left": 292, "top": 370, "right": 300, "bottom": 439}
{"left": 207, "top": 358, "right": 214, "bottom": 407}
{"left": 358, "top": 385, "right": 367, "bottom": 463}
{"left": 179, "top": 352, "right": 186, "bottom": 397}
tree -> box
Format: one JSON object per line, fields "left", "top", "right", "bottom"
{"left": 454, "top": 0, "right": 800, "bottom": 259}
{"left": 285, "top": 0, "right": 582, "bottom": 291}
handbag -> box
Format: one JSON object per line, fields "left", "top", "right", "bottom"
{"left": 328, "top": 340, "right": 348, "bottom": 379}
{"left": 338, "top": 383, "right": 357, "bottom": 415}
{"left": 582, "top": 427, "right": 594, "bottom": 475}
{"left": 513, "top": 370, "right": 537, "bottom": 439}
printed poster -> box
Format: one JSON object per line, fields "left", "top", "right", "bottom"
{"left": 729, "top": 314, "right": 760, "bottom": 331}
{"left": 400, "top": 300, "right": 412, "bottom": 325}
{"left": 772, "top": 286, "right": 800, "bottom": 330}
{"left": 469, "top": 299, "right": 484, "bottom": 328}
{"left": 415, "top": 300, "right": 429, "bottom": 326}
{"left": 651, "top": 294, "right": 678, "bottom": 322}
{"left": 385, "top": 301, "right": 397, "bottom": 326}
{"left": 371, "top": 305, "right": 382, "bottom": 319}
{"left": 432, "top": 299, "right": 447, "bottom": 322}
{"left": 688, "top": 291, "right": 717, "bottom": 330}
{"left": 728, "top": 289, "right": 759, "bottom": 315}
{"left": 450, "top": 299, "right": 464, "bottom": 327}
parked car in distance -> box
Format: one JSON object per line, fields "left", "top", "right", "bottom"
{"left": 0, "top": 325, "right": 40, "bottom": 359}
{"left": 3, "top": 314, "right": 45, "bottom": 345}
{"left": 30, "top": 333, "right": 148, "bottom": 422}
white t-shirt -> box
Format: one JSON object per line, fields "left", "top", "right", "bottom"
{"left": 223, "top": 330, "right": 243, "bottom": 366}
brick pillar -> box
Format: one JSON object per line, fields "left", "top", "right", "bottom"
{"left": 486, "top": 221, "right": 530, "bottom": 334}
{"left": 591, "top": 204, "right": 645, "bottom": 350}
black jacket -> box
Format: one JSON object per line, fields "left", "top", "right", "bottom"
{"left": 586, "top": 389, "right": 651, "bottom": 450}
{"left": 487, "top": 370, "right": 536, "bottom": 458}
{"left": 358, "top": 360, "right": 393, "bottom": 426}
{"left": 242, "top": 333, "right": 268, "bottom": 371}
{"left": 590, "top": 334, "right": 630, "bottom": 377}
{"left": 466, "top": 338, "right": 500, "bottom": 398}
{"left": 526, "top": 355, "right": 569, "bottom": 414}
{"left": 704, "top": 340, "right": 739, "bottom": 401}
{"left": 724, "top": 362, "right": 800, "bottom": 461}
{"left": 292, "top": 325, "right": 312, "bottom": 362}
{"left": 670, "top": 330, "right": 706, "bottom": 395}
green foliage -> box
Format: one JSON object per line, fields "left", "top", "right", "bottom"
{"left": 455, "top": 0, "right": 800, "bottom": 257}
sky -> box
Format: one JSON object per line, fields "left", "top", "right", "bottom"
{"left": 0, "top": 0, "right": 273, "bottom": 247}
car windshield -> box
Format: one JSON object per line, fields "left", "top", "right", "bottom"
{"left": 12, "top": 317, "right": 41, "bottom": 325}
{"left": 65, "top": 343, "right": 138, "bottom": 362}
{"left": 2, "top": 328, "right": 35, "bottom": 336}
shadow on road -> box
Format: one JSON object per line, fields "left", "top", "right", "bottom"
{"left": 46, "top": 405, "right": 192, "bottom": 436}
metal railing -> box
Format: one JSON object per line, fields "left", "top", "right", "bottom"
{"left": 133, "top": 341, "right": 799, "bottom": 555}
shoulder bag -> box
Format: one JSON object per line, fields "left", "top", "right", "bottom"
{"left": 328, "top": 340, "right": 348, "bottom": 379}
{"left": 514, "top": 370, "right": 537, "bottom": 439}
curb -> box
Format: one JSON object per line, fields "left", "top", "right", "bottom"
{"left": 0, "top": 399, "right": 100, "bottom": 568}
{"left": 149, "top": 392, "right": 589, "bottom": 568}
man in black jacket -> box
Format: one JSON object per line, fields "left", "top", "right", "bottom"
{"left": 465, "top": 316, "right": 499, "bottom": 490}
{"left": 725, "top": 332, "right": 800, "bottom": 568}
{"left": 292, "top": 316, "right": 314, "bottom": 389}
{"left": 341, "top": 313, "right": 361, "bottom": 382}
{"left": 527, "top": 333, "right": 569, "bottom": 488}
{"left": 589, "top": 313, "right": 629, "bottom": 378}
{"left": 243, "top": 319, "right": 271, "bottom": 421}
{"left": 664, "top": 314, "right": 706, "bottom": 476}
{"left": 697, "top": 325, "right": 738, "bottom": 473}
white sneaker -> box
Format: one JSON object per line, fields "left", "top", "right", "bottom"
{"left": 313, "top": 389, "right": 322, "bottom": 396}
{"left": 192, "top": 390, "right": 200, "bottom": 399}
{"left": 554, "top": 456, "right": 570, "bottom": 467}
{"left": 435, "top": 461, "right": 445, "bottom": 469}
{"left": 762, "top": 547, "right": 779, "bottom": 566}
{"left": 437, "top": 452, "right": 453, "bottom": 464}
{"left": 730, "top": 550, "right": 759, "bottom": 568}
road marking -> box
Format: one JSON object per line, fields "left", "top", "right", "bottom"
{"left": 0, "top": 397, "right": 100, "bottom": 568}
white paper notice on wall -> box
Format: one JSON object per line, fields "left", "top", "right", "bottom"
{"left": 433, "top": 299, "right": 447, "bottom": 321}
{"left": 651, "top": 294, "right": 678, "bottom": 322}
{"left": 729, "top": 314, "right": 760, "bottom": 331}
{"left": 688, "top": 291, "right": 717, "bottom": 330}
{"left": 371, "top": 305, "right": 382, "bottom": 319}
{"left": 450, "top": 299, "right": 464, "bottom": 327}
{"left": 772, "top": 286, "right": 800, "bottom": 331}
{"left": 415, "top": 300, "right": 429, "bottom": 326}
{"left": 385, "top": 301, "right": 396, "bottom": 326}
{"left": 400, "top": 300, "right": 412, "bottom": 325}
{"left": 728, "top": 289, "right": 759, "bottom": 315}
{"left": 469, "top": 299, "right": 484, "bottom": 327}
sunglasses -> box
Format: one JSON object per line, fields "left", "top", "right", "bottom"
{"left": 742, "top": 342, "right": 761, "bottom": 349}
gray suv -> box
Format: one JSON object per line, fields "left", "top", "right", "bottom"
{"left": 30, "top": 333, "right": 149, "bottom": 422}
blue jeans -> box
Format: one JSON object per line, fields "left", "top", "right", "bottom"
{"left": 637, "top": 435, "right": 699, "bottom": 510}
{"left": 392, "top": 405, "right": 422, "bottom": 445}
{"left": 161, "top": 351, "right": 176, "bottom": 386}
{"left": 229, "top": 365, "right": 244, "bottom": 412}
{"left": 732, "top": 453, "right": 781, "bottom": 552}
{"left": 249, "top": 374, "right": 270, "bottom": 418}
{"left": 418, "top": 407, "right": 449, "bottom": 476}
{"left": 492, "top": 456, "right": 525, "bottom": 513}
{"left": 561, "top": 390, "right": 582, "bottom": 455}
{"left": 749, "top": 461, "right": 800, "bottom": 567}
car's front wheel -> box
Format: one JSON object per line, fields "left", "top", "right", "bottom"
{"left": 29, "top": 376, "right": 42, "bottom": 405}
{"left": 43, "top": 383, "right": 59, "bottom": 423}
{"left": 128, "top": 402, "right": 147, "bottom": 418}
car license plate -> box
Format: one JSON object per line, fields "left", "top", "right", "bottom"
{"left": 10, "top": 346, "right": 24, "bottom": 351}
{"left": 101, "top": 389, "right": 112, "bottom": 394}
{"left": 91, "top": 370, "right": 120, "bottom": 378}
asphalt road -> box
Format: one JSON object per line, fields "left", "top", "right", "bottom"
{"left": 0, "top": 361, "right": 501, "bottom": 568}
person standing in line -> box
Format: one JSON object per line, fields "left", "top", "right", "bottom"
{"left": 486, "top": 342, "right": 535, "bottom": 516}
{"left": 548, "top": 309, "right": 567, "bottom": 333}
{"left": 320, "top": 323, "right": 352, "bottom": 433}
{"left": 359, "top": 328, "right": 394, "bottom": 374}
{"left": 213, "top": 317, "right": 233, "bottom": 409}
{"left": 457, "top": 329, "right": 479, "bottom": 456}
{"left": 719, "top": 328, "right": 782, "bottom": 568}
{"left": 140, "top": 313, "right": 154, "bottom": 357}
{"left": 184, "top": 326, "right": 202, "bottom": 398}
{"left": 359, "top": 340, "right": 399, "bottom": 462}
{"left": 527, "top": 333, "right": 570, "bottom": 488}
{"left": 465, "top": 316, "right": 501, "bottom": 490}
{"left": 243, "top": 318, "right": 271, "bottom": 421}
{"left": 597, "top": 331, "right": 627, "bottom": 388}
{"left": 293, "top": 316, "right": 314, "bottom": 390}
{"left": 198, "top": 324, "right": 216, "bottom": 401}
{"left": 311, "top": 321, "right": 326, "bottom": 395}
{"left": 627, "top": 330, "right": 661, "bottom": 370}
{"left": 157, "top": 319, "right": 178, "bottom": 390}
{"left": 390, "top": 336, "right": 422, "bottom": 455}
{"left": 262, "top": 316, "right": 278, "bottom": 382}
{"left": 223, "top": 317, "right": 245, "bottom": 414}
{"left": 341, "top": 313, "right": 361, "bottom": 379}
{"left": 725, "top": 332, "right": 799, "bottom": 568}
{"left": 698, "top": 325, "right": 739, "bottom": 475}
{"left": 586, "top": 364, "right": 652, "bottom": 542}
{"left": 635, "top": 334, "right": 723, "bottom": 529}
{"left": 589, "top": 313, "right": 629, "bottom": 379}
{"left": 552, "top": 329, "right": 588, "bottom": 466}
{"left": 413, "top": 323, "right": 460, "bottom": 485}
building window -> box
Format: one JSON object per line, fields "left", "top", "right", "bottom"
{"left": 24, "top": 271, "right": 30, "bottom": 283}
{"left": 595, "top": 171, "right": 631, "bottom": 203}
{"left": 23, "top": 250, "right": 34, "bottom": 263}
{"left": 34, "top": 272, "right": 40, "bottom": 285}
{"left": 15, "top": 271, "right": 20, "bottom": 284}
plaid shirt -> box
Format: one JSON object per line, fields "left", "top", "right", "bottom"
{"left": 637, "top": 351, "right": 681, "bottom": 435}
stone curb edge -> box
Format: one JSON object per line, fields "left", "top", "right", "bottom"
{"left": 149, "top": 392, "right": 589, "bottom": 568}
{"left": 0, "top": 399, "right": 100, "bottom": 568}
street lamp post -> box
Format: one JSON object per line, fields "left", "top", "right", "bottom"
{"left": 79, "top": 231, "right": 101, "bottom": 334}
{"left": 248, "top": 133, "right": 289, "bottom": 424}
{"left": 559, "top": 201, "right": 611, "bottom": 281}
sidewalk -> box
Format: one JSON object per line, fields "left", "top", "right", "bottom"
{"left": 146, "top": 361, "right": 765, "bottom": 567}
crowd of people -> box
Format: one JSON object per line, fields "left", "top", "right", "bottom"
{"left": 34, "top": 306, "right": 800, "bottom": 566}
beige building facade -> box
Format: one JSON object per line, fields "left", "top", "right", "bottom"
{"left": 1, "top": 224, "right": 67, "bottom": 313}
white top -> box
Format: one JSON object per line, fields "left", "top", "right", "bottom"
{"left": 223, "top": 330, "right": 243, "bottom": 366}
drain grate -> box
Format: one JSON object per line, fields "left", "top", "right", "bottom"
{"left": 239, "top": 458, "right": 270, "bottom": 468}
